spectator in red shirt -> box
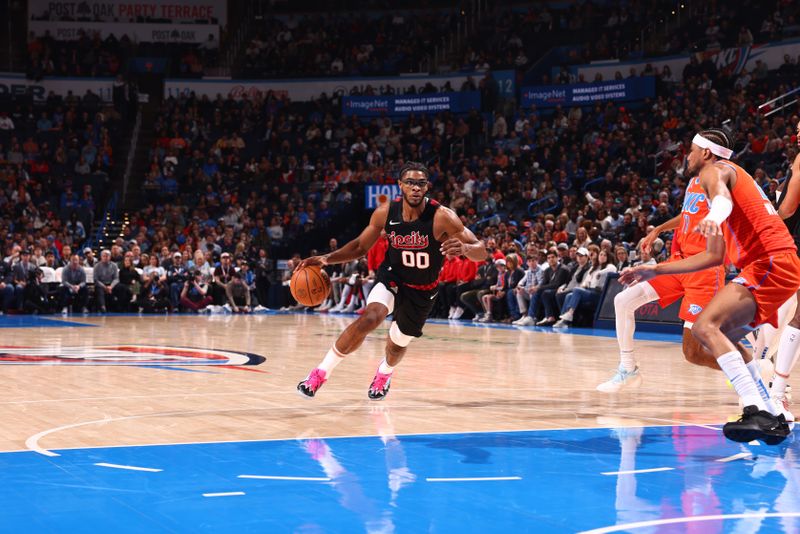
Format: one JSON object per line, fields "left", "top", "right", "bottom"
{"left": 433, "top": 255, "right": 460, "bottom": 318}
{"left": 486, "top": 238, "right": 505, "bottom": 261}
{"left": 362, "top": 232, "right": 389, "bottom": 302}
{"left": 449, "top": 257, "right": 480, "bottom": 319}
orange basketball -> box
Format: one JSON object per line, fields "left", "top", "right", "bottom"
{"left": 290, "top": 265, "right": 332, "bottom": 307}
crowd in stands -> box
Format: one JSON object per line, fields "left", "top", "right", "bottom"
{"left": 467, "top": 1, "right": 800, "bottom": 79}
{"left": 240, "top": 11, "right": 453, "bottom": 78}
{"left": 0, "top": 88, "right": 118, "bottom": 314}
{"left": 26, "top": 31, "right": 219, "bottom": 79}
{"left": 48, "top": 40, "right": 789, "bottom": 325}
{"left": 6, "top": 5, "right": 800, "bottom": 326}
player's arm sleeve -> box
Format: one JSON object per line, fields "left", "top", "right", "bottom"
{"left": 700, "top": 166, "right": 734, "bottom": 224}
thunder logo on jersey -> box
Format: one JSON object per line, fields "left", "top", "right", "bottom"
{"left": 681, "top": 179, "right": 707, "bottom": 214}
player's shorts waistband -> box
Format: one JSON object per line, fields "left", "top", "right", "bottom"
{"left": 393, "top": 280, "right": 439, "bottom": 291}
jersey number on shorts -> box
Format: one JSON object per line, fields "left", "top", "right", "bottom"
{"left": 401, "top": 250, "right": 430, "bottom": 269}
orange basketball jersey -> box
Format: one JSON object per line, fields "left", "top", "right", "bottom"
{"left": 674, "top": 176, "right": 713, "bottom": 258}
{"left": 715, "top": 160, "right": 797, "bottom": 268}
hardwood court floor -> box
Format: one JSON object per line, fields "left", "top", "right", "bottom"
{"left": 0, "top": 313, "right": 745, "bottom": 455}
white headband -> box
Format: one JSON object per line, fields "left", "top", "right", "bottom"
{"left": 692, "top": 133, "right": 733, "bottom": 159}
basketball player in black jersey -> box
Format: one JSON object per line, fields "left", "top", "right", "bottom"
{"left": 758, "top": 120, "right": 800, "bottom": 420}
{"left": 295, "top": 162, "right": 487, "bottom": 399}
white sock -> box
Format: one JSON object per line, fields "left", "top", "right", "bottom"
{"left": 378, "top": 358, "right": 394, "bottom": 375}
{"left": 746, "top": 359, "right": 778, "bottom": 415}
{"left": 318, "top": 346, "right": 345, "bottom": 375}
{"left": 620, "top": 350, "right": 636, "bottom": 372}
{"left": 755, "top": 295, "right": 796, "bottom": 360}
{"left": 718, "top": 351, "right": 768, "bottom": 412}
{"left": 772, "top": 374, "right": 788, "bottom": 399}
{"left": 753, "top": 323, "right": 777, "bottom": 360}
{"left": 614, "top": 283, "right": 657, "bottom": 371}
{"left": 773, "top": 325, "right": 800, "bottom": 398}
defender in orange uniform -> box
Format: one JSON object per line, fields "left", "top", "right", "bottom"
{"left": 621, "top": 128, "right": 800, "bottom": 444}
{"left": 597, "top": 175, "right": 729, "bottom": 393}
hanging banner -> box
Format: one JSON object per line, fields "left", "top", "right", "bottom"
{"left": 29, "top": 0, "right": 226, "bottom": 24}
{"left": 365, "top": 185, "right": 400, "bottom": 209}
{"left": 29, "top": 20, "right": 219, "bottom": 44}
{"left": 164, "top": 72, "right": 507, "bottom": 103}
{"left": 520, "top": 77, "right": 655, "bottom": 108}
{"left": 492, "top": 70, "right": 516, "bottom": 98}
{"left": 0, "top": 73, "right": 113, "bottom": 102}
{"left": 343, "top": 91, "right": 480, "bottom": 117}
{"left": 572, "top": 39, "right": 800, "bottom": 83}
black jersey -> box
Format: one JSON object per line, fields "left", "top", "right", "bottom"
{"left": 777, "top": 171, "right": 800, "bottom": 251}
{"left": 380, "top": 198, "right": 445, "bottom": 288}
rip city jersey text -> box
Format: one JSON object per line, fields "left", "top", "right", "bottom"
{"left": 381, "top": 198, "right": 445, "bottom": 287}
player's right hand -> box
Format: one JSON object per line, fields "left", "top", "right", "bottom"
{"left": 640, "top": 229, "right": 658, "bottom": 253}
{"left": 694, "top": 219, "right": 721, "bottom": 239}
{"left": 295, "top": 255, "right": 328, "bottom": 271}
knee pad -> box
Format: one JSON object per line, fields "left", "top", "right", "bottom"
{"left": 389, "top": 322, "right": 413, "bottom": 347}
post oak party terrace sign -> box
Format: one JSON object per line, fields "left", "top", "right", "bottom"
{"left": 29, "top": 0, "right": 226, "bottom": 24}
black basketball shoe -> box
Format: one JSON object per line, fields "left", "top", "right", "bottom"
{"left": 723, "top": 405, "right": 791, "bottom": 445}
{"left": 367, "top": 370, "right": 393, "bottom": 400}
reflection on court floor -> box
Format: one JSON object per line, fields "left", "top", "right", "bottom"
{"left": 2, "top": 424, "right": 800, "bottom": 532}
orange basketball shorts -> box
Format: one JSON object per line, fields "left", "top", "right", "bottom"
{"left": 648, "top": 263, "right": 725, "bottom": 324}
{"left": 730, "top": 252, "right": 800, "bottom": 328}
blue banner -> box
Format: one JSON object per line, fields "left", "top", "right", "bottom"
{"left": 521, "top": 77, "right": 655, "bottom": 108}
{"left": 129, "top": 57, "right": 168, "bottom": 73}
{"left": 343, "top": 91, "right": 480, "bottom": 117}
{"left": 492, "top": 70, "right": 516, "bottom": 98}
{"left": 364, "top": 184, "right": 400, "bottom": 209}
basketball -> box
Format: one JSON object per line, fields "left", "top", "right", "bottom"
{"left": 290, "top": 265, "right": 332, "bottom": 307}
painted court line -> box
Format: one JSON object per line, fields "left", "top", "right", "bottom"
{"left": 600, "top": 467, "right": 674, "bottom": 476}
{"left": 425, "top": 477, "right": 522, "bottom": 482}
{"left": 21, "top": 416, "right": 730, "bottom": 458}
{"left": 94, "top": 462, "right": 162, "bottom": 472}
{"left": 238, "top": 475, "right": 331, "bottom": 481}
{"left": 716, "top": 452, "right": 752, "bottom": 463}
{"left": 578, "top": 512, "right": 800, "bottom": 533}
{"left": 202, "top": 492, "right": 245, "bottom": 498}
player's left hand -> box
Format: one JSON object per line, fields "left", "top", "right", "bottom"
{"left": 440, "top": 238, "right": 465, "bottom": 257}
{"left": 618, "top": 264, "right": 658, "bottom": 285}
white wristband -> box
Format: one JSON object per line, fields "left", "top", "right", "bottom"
{"left": 704, "top": 195, "right": 733, "bottom": 224}
{"left": 776, "top": 190, "right": 782, "bottom": 202}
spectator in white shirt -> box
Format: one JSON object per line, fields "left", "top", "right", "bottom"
{"left": 0, "top": 112, "right": 14, "bottom": 131}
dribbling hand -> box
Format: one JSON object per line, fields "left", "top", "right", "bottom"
{"left": 295, "top": 255, "right": 328, "bottom": 271}
{"left": 618, "top": 264, "right": 657, "bottom": 285}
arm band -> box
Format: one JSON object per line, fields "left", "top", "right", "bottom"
{"left": 704, "top": 195, "right": 733, "bottom": 224}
